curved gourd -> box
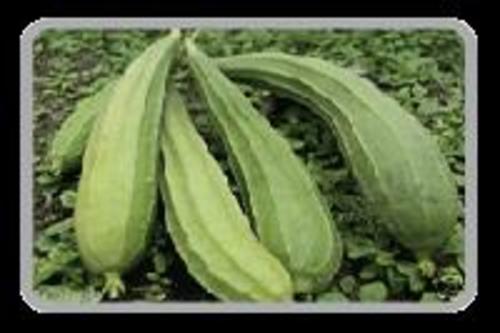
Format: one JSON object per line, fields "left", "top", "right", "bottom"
{"left": 159, "top": 86, "right": 293, "bottom": 301}
{"left": 186, "top": 41, "right": 342, "bottom": 293}
{"left": 47, "top": 80, "right": 116, "bottom": 176}
{"left": 217, "top": 52, "right": 459, "bottom": 258}
{"left": 74, "top": 30, "right": 181, "bottom": 298}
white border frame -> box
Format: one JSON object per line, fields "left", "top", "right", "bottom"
{"left": 20, "top": 18, "right": 478, "bottom": 313}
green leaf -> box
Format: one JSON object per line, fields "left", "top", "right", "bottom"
{"left": 34, "top": 219, "right": 80, "bottom": 286}
{"left": 339, "top": 275, "right": 357, "bottom": 295}
{"left": 386, "top": 267, "right": 406, "bottom": 294}
{"left": 289, "top": 138, "right": 305, "bottom": 150}
{"left": 42, "top": 218, "right": 73, "bottom": 237}
{"left": 442, "top": 223, "right": 464, "bottom": 256}
{"left": 153, "top": 252, "right": 168, "bottom": 274}
{"left": 375, "top": 250, "right": 396, "bottom": 266}
{"left": 417, "top": 259, "right": 437, "bottom": 278}
{"left": 442, "top": 223, "right": 465, "bottom": 271}
{"left": 358, "top": 281, "right": 388, "bottom": 302}
{"left": 34, "top": 234, "right": 58, "bottom": 254}
{"left": 438, "top": 266, "right": 464, "bottom": 288}
{"left": 60, "top": 190, "right": 77, "bottom": 209}
{"left": 417, "top": 98, "right": 440, "bottom": 116}
{"left": 146, "top": 272, "right": 160, "bottom": 282}
{"left": 345, "top": 237, "right": 377, "bottom": 259}
{"left": 409, "top": 275, "right": 426, "bottom": 293}
{"left": 317, "top": 289, "right": 349, "bottom": 302}
{"left": 359, "top": 264, "right": 379, "bottom": 280}
{"left": 144, "top": 290, "right": 167, "bottom": 302}
{"left": 396, "top": 262, "right": 417, "bottom": 276}
{"left": 34, "top": 244, "right": 79, "bottom": 286}
{"left": 397, "top": 261, "right": 426, "bottom": 293}
{"left": 454, "top": 174, "right": 465, "bottom": 188}
{"left": 35, "top": 219, "right": 75, "bottom": 255}
{"left": 36, "top": 285, "right": 102, "bottom": 303}
{"left": 36, "top": 173, "right": 56, "bottom": 186}
{"left": 420, "top": 292, "right": 441, "bottom": 302}
{"left": 61, "top": 266, "right": 86, "bottom": 287}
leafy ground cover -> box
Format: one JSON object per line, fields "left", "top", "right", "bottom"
{"left": 33, "top": 29, "right": 465, "bottom": 303}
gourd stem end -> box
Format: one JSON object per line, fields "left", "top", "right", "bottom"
{"left": 103, "top": 272, "right": 126, "bottom": 299}
{"left": 416, "top": 256, "right": 437, "bottom": 278}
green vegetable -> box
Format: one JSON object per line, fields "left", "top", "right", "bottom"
{"left": 47, "top": 80, "right": 116, "bottom": 176}
{"left": 420, "top": 292, "right": 441, "bottom": 302}
{"left": 218, "top": 52, "right": 460, "bottom": 258}
{"left": 317, "top": 289, "right": 349, "bottom": 302}
{"left": 74, "top": 30, "right": 181, "bottom": 298}
{"left": 186, "top": 41, "right": 342, "bottom": 293}
{"left": 159, "top": 85, "right": 293, "bottom": 301}
{"left": 358, "top": 281, "right": 388, "bottom": 302}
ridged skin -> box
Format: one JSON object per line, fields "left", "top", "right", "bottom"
{"left": 48, "top": 80, "right": 116, "bottom": 176}
{"left": 187, "top": 42, "right": 342, "bottom": 293}
{"left": 74, "top": 31, "right": 181, "bottom": 277}
{"left": 159, "top": 86, "right": 293, "bottom": 301}
{"left": 218, "top": 53, "right": 459, "bottom": 258}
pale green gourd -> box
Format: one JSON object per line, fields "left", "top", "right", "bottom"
{"left": 159, "top": 85, "right": 293, "bottom": 301}
{"left": 74, "top": 30, "right": 181, "bottom": 298}
{"left": 186, "top": 41, "right": 342, "bottom": 293}
{"left": 47, "top": 80, "right": 116, "bottom": 176}
{"left": 217, "top": 52, "right": 460, "bottom": 258}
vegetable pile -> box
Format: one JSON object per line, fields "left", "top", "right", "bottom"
{"left": 35, "top": 29, "right": 465, "bottom": 303}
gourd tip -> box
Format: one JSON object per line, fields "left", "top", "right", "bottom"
{"left": 103, "top": 272, "right": 126, "bottom": 299}
{"left": 417, "top": 257, "right": 437, "bottom": 278}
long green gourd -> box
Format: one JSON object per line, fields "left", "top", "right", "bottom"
{"left": 159, "top": 85, "right": 293, "bottom": 301}
{"left": 186, "top": 41, "right": 342, "bottom": 293}
{"left": 74, "top": 30, "right": 181, "bottom": 298}
{"left": 47, "top": 80, "right": 116, "bottom": 176}
{"left": 217, "top": 52, "right": 460, "bottom": 259}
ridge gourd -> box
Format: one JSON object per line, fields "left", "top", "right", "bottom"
{"left": 74, "top": 30, "right": 181, "bottom": 298}
{"left": 186, "top": 41, "right": 343, "bottom": 293}
{"left": 217, "top": 52, "right": 460, "bottom": 259}
{"left": 47, "top": 80, "right": 116, "bottom": 176}
{"left": 159, "top": 85, "right": 293, "bottom": 301}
